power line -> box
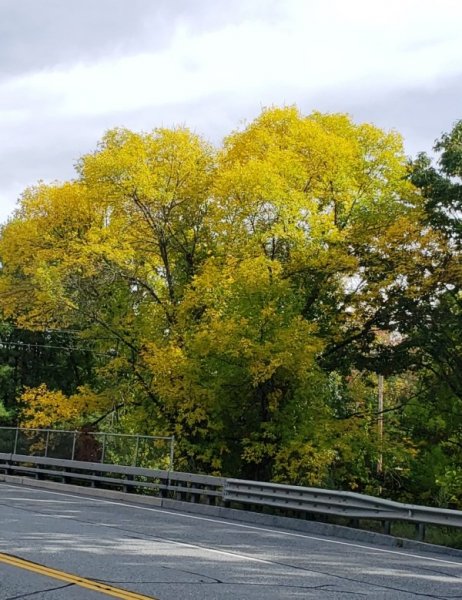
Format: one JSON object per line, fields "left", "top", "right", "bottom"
{"left": 0, "top": 340, "right": 116, "bottom": 358}
{"left": 10, "top": 326, "right": 114, "bottom": 340}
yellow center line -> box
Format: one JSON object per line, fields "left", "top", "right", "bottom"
{"left": 0, "top": 551, "right": 158, "bottom": 599}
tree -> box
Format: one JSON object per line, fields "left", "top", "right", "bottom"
{"left": 0, "top": 107, "right": 430, "bottom": 486}
{"left": 139, "top": 107, "right": 425, "bottom": 477}
{"left": 398, "top": 121, "right": 462, "bottom": 506}
{"left": 0, "top": 321, "right": 98, "bottom": 424}
{"left": 0, "top": 127, "right": 215, "bottom": 432}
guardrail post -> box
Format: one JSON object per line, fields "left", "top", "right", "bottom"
{"left": 382, "top": 521, "right": 391, "bottom": 535}
{"left": 416, "top": 522, "right": 426, "bottom": 542}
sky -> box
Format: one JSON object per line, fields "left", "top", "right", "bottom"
{"left": 1, "top": 0, "right": 461, "bottom": 223}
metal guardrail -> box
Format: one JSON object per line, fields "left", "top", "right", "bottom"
{"left": 0, "top": 453, "right": 224, "bottom": 503}
{"left": 1, "top": 451, "right": 462, "bottom": 542}
{"left": 223, "top": 479, "right": 462, "bottom": 535}
{"left": 0, "top": 427, "right": 175, "bottom": 471}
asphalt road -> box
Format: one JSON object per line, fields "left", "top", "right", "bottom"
{"left": 1, "top": 483, "right": 462, "bottom": 599}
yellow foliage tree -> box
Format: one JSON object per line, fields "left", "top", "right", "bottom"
{"left": 0, "top": 106, "right": 433, "bottom": 481}
{"left": 20, "top": 384, "right": 112, "bottom": 429}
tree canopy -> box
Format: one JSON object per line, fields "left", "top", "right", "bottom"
{"left": 1, "top": 107, "right": 461, "bottom": 506}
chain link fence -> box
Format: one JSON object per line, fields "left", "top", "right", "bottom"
{"left": 0, "top": 427, "right": 174, "bottom": 470}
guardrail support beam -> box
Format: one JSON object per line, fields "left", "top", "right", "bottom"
{"left": 382, "top": 520, "right": 391, "bottom": 535}
{"left": 416, "top": 522, "right": 426, "bottom": 542}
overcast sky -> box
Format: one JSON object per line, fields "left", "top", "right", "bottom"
{"left": 1, "top": 0, "right": 461, "bottom": 223}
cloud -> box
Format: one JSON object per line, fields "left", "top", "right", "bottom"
{"left": 0, "top": 0, "right": 461, "bottom": 222}
{"left": 0, "top": 0, "right": 282, "bottom": 77}
{"left": 0, "top": 0, "right": 167, "bottom": 76}
{"left": 2, "top": 0, "right": 462, "bottom": 120}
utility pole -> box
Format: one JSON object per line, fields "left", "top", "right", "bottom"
{"left": 377, "top": 374, "right": 384, "bottom": 475}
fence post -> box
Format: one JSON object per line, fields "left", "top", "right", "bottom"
{"left": 45, "top": 430, "right": 50, "bottom": 457}
{"left": 13, "top": 428, "right": 19, "bottom": 455}
{"left": 133, "top": 435, "right": 140, "bottom": 467}
{"left": 169, "top": 436, "right": 175, "bottom": 471}
{"left": 101, "top": 433, "right": 107, "bottom": 463}
{"left": 71, "top": 431, "right": 77, "bottom": 460}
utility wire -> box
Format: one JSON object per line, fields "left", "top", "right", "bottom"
{"left": 0, "top": 340, "right": 116, "bottom": 357}
{"left": 10, "top": 326, "right": 114, "bottom": 340}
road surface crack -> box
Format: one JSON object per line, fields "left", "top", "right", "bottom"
{"left": 416, "top": 565, "right": 462, "bottom": 580}
{"left": 3, "top": 583, "right": 74, "bottom": 599}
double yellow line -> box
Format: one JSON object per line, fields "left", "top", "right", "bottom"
{"left": 0, "top": 551, "right": 158, "bottom": 599}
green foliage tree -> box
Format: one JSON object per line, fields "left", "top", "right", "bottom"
{"left": 0, "top": 321, "right": 98, "bottom": 424}
{"left": 399, "top": 120, "right": 462, "bottom": 507}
